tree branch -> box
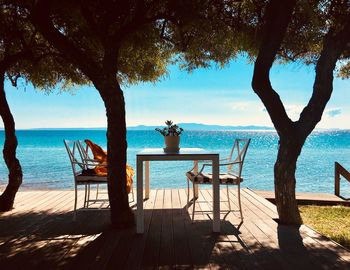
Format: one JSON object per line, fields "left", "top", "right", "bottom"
{"left": 251, "top": 0, "right": 297, "bottom": 137}
{"left": 30, "top": 0, "right": 100, "bottom": 81}
{"left": 298, "top": 16, "right": 350, "bottom": 137}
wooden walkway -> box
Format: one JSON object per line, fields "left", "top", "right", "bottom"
{"left": 0, "top": 188, "right": 349, "bottom": 269}
{"left": 252, "top": 189, "right": 350, "bottom": 206}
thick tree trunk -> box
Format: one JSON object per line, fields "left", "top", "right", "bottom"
{"left": 97, "top": 77, "right": 134, "bottom": 229}
{"left": 251, "top": 0, "right": 302, "bottom": 225}
{"left": 0, "top": 71, "right": 23, "bottom": 211}
{"left": 274, "top": 136, "right": 302, "bottom": 225}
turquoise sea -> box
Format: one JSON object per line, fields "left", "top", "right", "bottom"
{"left": 0, "top": 129, "right": 349, "bottom": 196}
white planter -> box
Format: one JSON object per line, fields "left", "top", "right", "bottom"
{"left": 164, "top": 136, "right": 180, "bottom": 152}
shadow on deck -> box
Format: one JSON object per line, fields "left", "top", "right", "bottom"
{"left": 0, "top": 188, "right": 349, "bottom": 269}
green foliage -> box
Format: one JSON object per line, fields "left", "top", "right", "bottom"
{"left": 5, "top": 0, "right": 350, "bottom": 90}
{"left": 155, "top": 120, "right": 183, "bottom": 136}
{"left": 337, "top": 61, "right": 350, "bottom": 79}
{"left": 170, "top": 0, "right": 350, "bottom": 76}
{"left": 0, "top": 2, "right": 88, "bottom": 92}
{"left": 26, "top": 0, "right": 178, "bottom": 86}
{"left": 117, "top": 24, "right": 174, "bottom": 85}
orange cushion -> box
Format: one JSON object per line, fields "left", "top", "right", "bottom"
{"left": 84, "top": 139, "right": 134, "bottom": 193}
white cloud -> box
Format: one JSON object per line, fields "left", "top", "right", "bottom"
{"left": 227, "top": 101, "right": 265, "bottom": 112}
{"left": 325, "top": 108, "right": 342, "bottom": 117}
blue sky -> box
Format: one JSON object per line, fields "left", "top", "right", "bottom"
{"left": 3, "top": 56, "right": 350, "bottom": 129}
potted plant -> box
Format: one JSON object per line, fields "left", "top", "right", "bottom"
{"left": 155, "top": 120, "right": 184, "bottom": 152}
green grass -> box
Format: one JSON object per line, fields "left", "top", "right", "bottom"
{"left": 300, "top": 205, "right": 350, "bottom": 249}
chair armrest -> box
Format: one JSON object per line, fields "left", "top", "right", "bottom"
{"left": 189, "top": 160, "right": 242, "bottom": 175}
{"left": 83, "top": 158, "right": 107, "bottom": 165}
{"left": 73, "top": 159, "right": 107, "bottom": 167}
{"left": 87, "top": 161, "right": 108, "bottom": 167}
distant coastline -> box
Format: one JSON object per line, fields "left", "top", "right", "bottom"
{"left": 0, "top": 123, "right": 349, "bottom": 131}
{"left": 1, "top": 123, "right": 275, "bottom": 131}
{"left": 127, "top": 123, "right": 275, "bottom": 131}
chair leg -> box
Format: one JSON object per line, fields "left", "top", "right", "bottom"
{"left": 186, "top": 178, "right": 190, "bottom": 212}
{"left": 87, "top": 184, "right": 91, "bottom": 207}
{"left": 226, "top": 184, "right": 231, "bottom": 211}
{"left": 96, "top": 184, "right": 99, "bottom": 200}
{"left": 238, "top": 184, "right": 243, "bottom": 220}
{"left": 83, "top": 184, "right": 87, "bottom": 208}
{"left": 73, "top": 183, "right": 78, "bottom": 221}
{"left": 192, "top": 181, "right": 196, "bottom": 221}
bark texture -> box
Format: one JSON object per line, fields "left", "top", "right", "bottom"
{"left": 274, "top": 134, "right": 303, "bottom": 225}
{"left": 0, "top": 71, "right": 23, "bottom": 211}
{"left": 31, "top": 2, "right": 134, "bottom": 229}
{"left": 252, "top": 0, "right": 350, "bottom": 225}
{"left": 97, "top": 76, "right": 135, "bottom": 228}
{"left": 252, "top": 0, "right": 301, "bottom": 225}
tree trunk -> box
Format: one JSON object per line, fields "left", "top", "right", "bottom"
{"left": 0, "top": 71, "right": 23, "bottom": 211}
{"left": 97, "top": 76, "right": 134, "bottom": 229}
{"left": 274, "top": 136, "right": 302, "bottom": 225}
{"left": 251, "top": 0, "right": 302, "bottom": 225}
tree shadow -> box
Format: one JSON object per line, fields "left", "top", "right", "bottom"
{"left": 1, "top": 207, "right": 349, "bottom": 269}
{"left": 0, "top": 209, "right": 110, "bottom": 269}
{"left": 0, "top": 206, "right": 250, "bottom": 269}
{"left": 276, "top": 223, "right": 349, "bottom": 270}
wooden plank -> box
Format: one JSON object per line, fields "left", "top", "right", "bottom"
{"left": 0, "top": 190, "right": 73, "bottom": 244}
{"left": 205, "top": 188, "right": 304, "bottom": 270}
{"left": 300, "top": 225, "right": 350, "bottom": 263}
{"left": 195, "top": 188, "right": 225, "bottom": 269}
{"left": 141, "top": 189, "right": 164, "bottom": 269}
{"left": 22, "top": 193, "right": 87, "bottom": 268}
{"left": 239, "top": 189, "right": 349, "bottom": 269}
{"left": 158, "top": 189, "right": 174, "bottom": 269}
{"left": 171, "top": 188, "right": 192, "bottom": 269}
{"left": 0, "top": 191, "right": 79, "bottom": 269}
{"left": 119, "top": 189, "right": 157, "bottom": 270}
{"left": 53, "top": 204, "right": 107, "bottom": 268}
{"left": 0, "top": 189, "right": 53, "bottom": 217}
{"left": 1, "top": 188, "right": 350, "bottom": 269}
{"left": 246, "top": 189, "right": 350, "bottom": 267}
{"left": 243, "top": 189, "right": 278, "bottom": 218}
{"left": 178, "top": 188, "right": 213, "bottom": 269}
{"left": 236, "top": 189, "right": 324, "bottom": 270}
{"left": 252, "top": 189, "right": 350, "bottom": 206}
{"left": 200, "top": 189, "right": 256, "bottom": 270}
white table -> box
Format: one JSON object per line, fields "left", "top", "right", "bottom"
{"left": 136, "top": 148, "right": 220, "bottom": 234}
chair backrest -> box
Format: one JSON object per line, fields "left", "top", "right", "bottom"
{"left": 227, "top": 138, "right": 251, "bottom": 177}
{"left": 63, "top": 140, "right": 85, "bottom": 178}
{"left": 76, "top": 140, "right": 94, "bottom": 169}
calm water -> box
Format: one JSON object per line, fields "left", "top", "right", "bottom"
{"left": 0, "top": 129, "right": 349, "bottom": 196}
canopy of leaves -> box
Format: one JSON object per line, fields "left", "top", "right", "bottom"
{"left": 167, "top": 0, "right": 350, "bottom": 76}
{"left": 5, "top": 0, "right": 350, "bottom": 86}
{"left": 21, "top": 0, "right": 177, "bottom": 86}
{"left": 0, "top": 1, "right": 87, "bottom": 92}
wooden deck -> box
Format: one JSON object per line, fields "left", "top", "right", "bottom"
{"left": 252, "top": 189, "right": 350, "bottom": 206}
{"left": 1, "top": 188, "right": 349, "bottom": 269}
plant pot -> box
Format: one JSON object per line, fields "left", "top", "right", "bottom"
{"left": 164, "top": 136, "right": 180, "bottom": 152}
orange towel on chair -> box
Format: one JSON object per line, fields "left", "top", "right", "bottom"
{"left": 84, "top": 139, "right": 134, "bottom": 194}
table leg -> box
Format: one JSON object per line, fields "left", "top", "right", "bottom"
{"left": 137, "top": 157, "right": 144, "bottom": 234}
{"left": 212, "top": 157, "right": 220, "bottom": 233}
{"left": 193, "top": 160, "right": 199, "bottom": 198}
{"left": 145, "top": 161, "right": 150, "bottom": 199}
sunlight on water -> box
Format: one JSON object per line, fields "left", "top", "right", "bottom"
{"left": 0, "top": 129, "right": 349, "bottom": 194}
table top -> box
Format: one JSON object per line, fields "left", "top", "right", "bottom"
{"left": 137, "top": 148, "right": 218, "bottom": 156}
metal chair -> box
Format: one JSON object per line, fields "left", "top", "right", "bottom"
{"left": 79, "top": 140, "right": 135, "bottom": 202}
{"left": 64, "top": 140, "right": 108, "bottom": 220}
{"left": 186, "top": 138, "right": 251, "bottom": 220}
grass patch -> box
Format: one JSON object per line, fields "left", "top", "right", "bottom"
{"left": 300, "top": 205, "right": 350, "bottom": 249}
